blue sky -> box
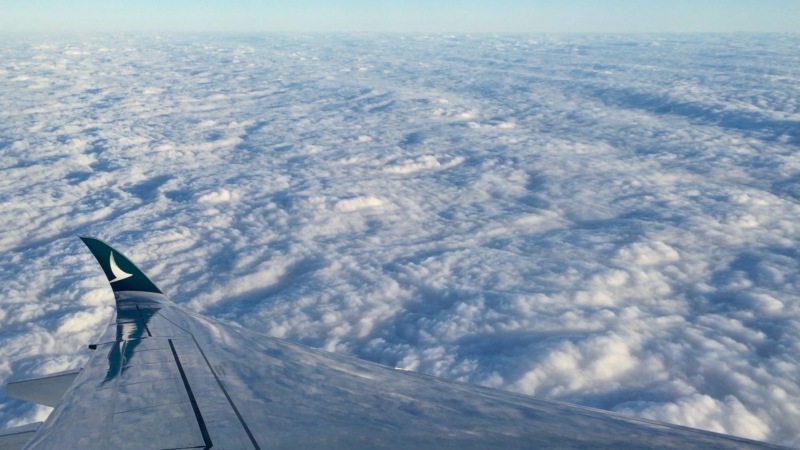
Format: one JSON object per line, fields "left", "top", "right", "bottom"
{"left": 2, "top": 0, "right": 798, "bottom": 33}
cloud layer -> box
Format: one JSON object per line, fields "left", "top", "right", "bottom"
{"left": 1, "top": 33, "right": 798, "bottom": 446}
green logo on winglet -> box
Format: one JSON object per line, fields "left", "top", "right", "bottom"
{"left": 79, "top": 237, "right": 163, "bottom": 294}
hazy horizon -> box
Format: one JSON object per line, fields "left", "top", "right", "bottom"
{"left": 2, "top": 0, "right": 799, "bottom": 34}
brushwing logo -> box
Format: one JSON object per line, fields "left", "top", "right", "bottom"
{"left": 109, "top": 252, "right": 133, "bottom": 283}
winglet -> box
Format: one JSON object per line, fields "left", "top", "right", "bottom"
{"left": 79, "top": 237, "right": 163, "bottom": 294}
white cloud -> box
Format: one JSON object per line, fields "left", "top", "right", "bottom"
{"left": 333, "top": 196, "right": 384, "bottom": 212}
{"left": 196, "top": 188, "right": 240, "bottom": 204}
{"left": 622, "top": 394, "right": 771, "bottom": 442}
{"left": 383, "top": 155, "right": 465, "bottom": 175}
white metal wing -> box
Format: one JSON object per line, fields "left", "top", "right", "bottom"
{"left": 2, "top": 238, "right": 788, "bottom": 449}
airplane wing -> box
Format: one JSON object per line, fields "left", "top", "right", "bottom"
{"left": 3, "top": 237, "right": 788, "bottom": 449}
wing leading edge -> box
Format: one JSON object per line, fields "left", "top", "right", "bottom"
{"left": 6, "top": 237, "right": 788, "bottom": 449}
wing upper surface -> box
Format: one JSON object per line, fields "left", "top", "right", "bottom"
{"left": 16, "top": 238, "right": 789, "bottom": 449}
